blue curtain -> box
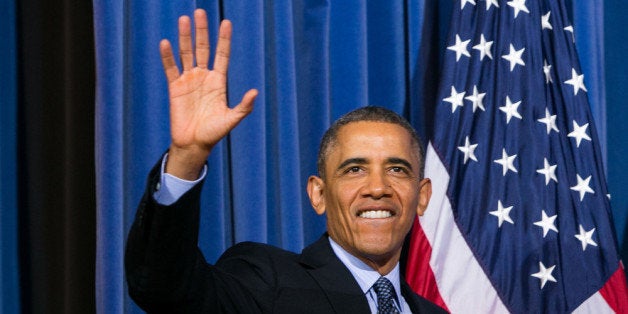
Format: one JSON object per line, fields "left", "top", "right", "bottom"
{"left": 0, "top": 0, "right": 625, "bottom": 312}
{"left": 0, "top": 0, "right": 19, "bottom": 312}
{"left": 605, "top": 1, "right": 628, "bottom": 259}
{"left": 93, "top": 1, "right": 438, "bottom": 312}
{"left": 575, "top": 0, "right": 628, "bottom": 262}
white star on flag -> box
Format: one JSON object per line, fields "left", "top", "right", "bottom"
{"left": 443, "top": 86, "right": 466, "bottom": 113}
{"left": 448, "top": 34, "right": 471, "bottom": 61}
{"left": 567, "top": 120, "right": 591, "bottom": 147}
{"left": 574, "top": 225, "right": 598, "bottom": 251}
{"left": 485, "top": 0, "right": 499, "bottom": 10}
{"left": 543, "top": 60, "right": 553, "bottom": 84}
{"left": 536, "top": 158, "right": 558, "bottom": 185}
{"left": 499, "top": 96, "right": 522, "bottom": 123}
{"left": 537, "top": 108, "right": 559, "bottom": 134}
{"left": 502, "top": 44, "right": 525, "bottom": 71}
{"left": 465, "top": 85, "right": 486, "bottom": 112}
{"left": 473, "top": 34, "right": 493, "bottom": 61}
{"left": 564, "top": 25, "right": 575, "bottom": 42}
{"left": 564, "top": 68, "right": 587, "bottom": 95}
{"left": 531, "top": 262, "right": 557, "bottom": 289}
{"left": 570, "top": 174, "right": 594, "bottom": 201}
{"left": 541, "top": 11, "right": 553, "bottom": 30}
{"left": 460, "top": 0, "right": 476, "bottom": 10}
{"left": 406, "top": 0, "right": 628, "bottom": 310}
{"left": 494, "top": 149, "right": 518, "bottom": 176}
{"left": 490, "top": 200, "right": 514, "bottom": 227}
{"left": 458, "top": 136, "right": 479, "bottom": 164}
{"left": 507, "top": 0, "right": 530, "bottom": 18}
{"left": 533, "top": 210, "right": 558, "bottom": 237}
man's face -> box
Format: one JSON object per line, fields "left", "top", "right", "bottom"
{"left": 307, "top": 121, "right": 431, "bottom": 273}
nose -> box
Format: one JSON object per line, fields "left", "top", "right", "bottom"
{"left": 362, "top": 171, "right": 392, "bottom": 199}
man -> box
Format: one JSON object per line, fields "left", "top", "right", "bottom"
{"left": 125, "top": 9, "right": 446, "bottom": 313}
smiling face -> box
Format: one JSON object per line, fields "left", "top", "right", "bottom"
{"left": 307, "top": 121, "right": 431, "bottom": 274}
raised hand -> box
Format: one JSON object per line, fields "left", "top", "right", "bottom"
{"left": 160, "top": 9, "right": 258, "bottom": 179}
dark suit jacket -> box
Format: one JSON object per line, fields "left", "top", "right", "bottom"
{"left": 125, "top": 159, "right": 447, "bottom": 313}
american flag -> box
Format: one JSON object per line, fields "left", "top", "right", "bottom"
{"left": 405, "top": 0, "right": 628, "bottom": 313}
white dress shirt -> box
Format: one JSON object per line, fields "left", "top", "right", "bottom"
{"left": 329, "top": 237, "right": 409, "bottom": 313}
{"left": 152, "top": 154, "right": 207, "bottom": 205}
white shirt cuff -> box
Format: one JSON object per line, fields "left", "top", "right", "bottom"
{"left": 152, "top": 153, "right": 207, "bottom": 206}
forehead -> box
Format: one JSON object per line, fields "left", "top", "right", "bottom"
{"left": 331, "top": 121, "right": 418, "bottom": 161}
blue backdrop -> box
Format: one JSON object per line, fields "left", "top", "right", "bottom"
{"left": 0, "top": 0, "right": 18, "bottom": 312}
{"left": 0, "top": 0, "right": 626, "bottom": 313}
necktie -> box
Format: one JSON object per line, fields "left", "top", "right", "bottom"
{"left": 373, "top": 276, "right": 399, "bottom": 314}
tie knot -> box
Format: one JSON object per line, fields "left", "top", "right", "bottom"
{"left": 373, "top": 277, "right": 398, "bottom": 314}
{"left": 373, "top": 277, "right": 395, "bottom": 297}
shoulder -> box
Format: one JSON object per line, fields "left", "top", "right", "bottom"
{"left": 220, "top": 241, "right": 299, "bottom": 263}
{"left": 215, "top": 242, "right": 300, "bottom": 286}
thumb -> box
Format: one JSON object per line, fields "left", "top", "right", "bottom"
{"left": 231, "top": 89, "right": 258, "bottom": 119}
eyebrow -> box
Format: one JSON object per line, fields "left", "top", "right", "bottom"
{"left": 337, "top": 158, "right": 368, "bottom": 171}
{"left": 387, "top": 157, "right": 414, "bottom": 171}
{"left": 336, "top": 157, "right": 414, "bottom": 172}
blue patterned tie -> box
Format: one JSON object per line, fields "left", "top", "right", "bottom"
{"left": 373, "top": 276, "right": 399, "bottom": 314}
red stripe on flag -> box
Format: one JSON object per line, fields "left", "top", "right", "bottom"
{"left": 598, "top": 264, "right": 628, "bottom": 314}
{"left": 406, "top": 218, "right": 449, "bottom": 312}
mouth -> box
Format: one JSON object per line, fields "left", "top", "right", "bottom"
{"left": 357, "top": 209, "right": 395, "bottom": 219}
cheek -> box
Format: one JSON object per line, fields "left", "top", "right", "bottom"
{"left": 396, "top": 183, "right": 419, "bottom": 201}
{"left": 397, "top": 187, "right": 421, "bottom": 220}
{"left": 330, "top": 181, "right": 362, "bottom": 206}
{"left": 325, "top": 187, "right": 361, "bottom": 230}
{"left": 400, "top": 212, "right": 417, "bottom": 232}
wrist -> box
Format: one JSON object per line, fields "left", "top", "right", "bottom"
{"left": 165, "top": 145, "right": 210, "bottom": 180}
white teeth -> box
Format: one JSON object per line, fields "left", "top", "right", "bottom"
{"left": 359, "top": 210, "right": 392, "bottom": 219}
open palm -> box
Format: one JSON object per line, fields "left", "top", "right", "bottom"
{"left": 160, "top": 9, "right": 257, "bottom": 178}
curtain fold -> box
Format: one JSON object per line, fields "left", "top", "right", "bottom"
{"left": 292, "top": 0, "right": 332, "bottom": 246}
{"left": 0, "top": 0, "right": 19, "bottom": 312}
{"left": 406, "top": 0, "right": 452, "bottom": 140}
{"left": 604, "top": 1, "right": 628, "bottom": 268}
{"left": 94, "top": 2, "right": 197, "bottom": 312}
{"left": 573, "top": 1, "right": 606, "bottom": 166}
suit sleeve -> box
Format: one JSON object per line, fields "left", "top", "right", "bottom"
{"left": 124, "top": 156, "right": 206, "bottom": 311}
{"left": 124, "top": 157, "right": 266, "bottom": 313}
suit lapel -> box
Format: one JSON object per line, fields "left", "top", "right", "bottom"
{"left": 299, "top": 234, "right": 371, "bottom": 313}
{"left": 401, "top": 281, "right": 422, "bottom": 313}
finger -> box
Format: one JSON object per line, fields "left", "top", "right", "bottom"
{"left": 194, "top": 9, "right": 210, "bottom": 69}
{"left": 178, "top": 15, "right": 194, "bottom": 72}
{"left": 159, "top": 39, "right": 180, "bottom": 83}
{"left": 213, "top": 20, "right": 232, "bottom": 75}
{"left": 232, "top": 89, "right": 258, "bottom": 118}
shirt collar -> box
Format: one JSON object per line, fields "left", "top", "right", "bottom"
{"left": 328, "top": 237, "right": 402, "bottom": 300}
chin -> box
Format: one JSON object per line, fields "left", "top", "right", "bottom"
{"left": 357, "top": 241, "right": 398, "bottom": 258}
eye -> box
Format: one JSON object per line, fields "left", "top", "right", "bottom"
{"left": 388, "top": 166, "right": 410, "bottom": 177}
{"left": 340, "top": 166, "right": 365, "bottom": 176}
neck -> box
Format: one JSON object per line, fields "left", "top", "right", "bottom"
{"left": 359, "top": 251, "right": 401, "bottom": 275}
{"left": 328, "top": 236, "right": 401, "bottom": 275}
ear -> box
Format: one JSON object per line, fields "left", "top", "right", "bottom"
{"left": 416, "top": 178, "right": 432, "bottom": 216}
{"left": 307, "top": 175, "right": 326, "bottom": 215}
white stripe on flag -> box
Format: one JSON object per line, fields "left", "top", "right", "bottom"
{"left": 421, "top": 143, "right": 509, "bottom": 313}
{"left": 573, "top": 292, "right": 614, "bottom": 314}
